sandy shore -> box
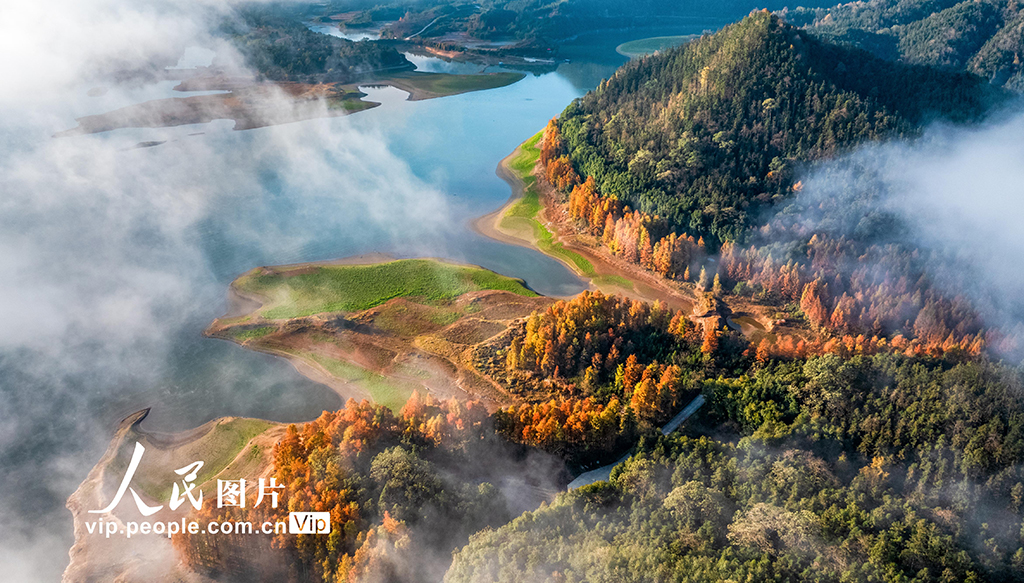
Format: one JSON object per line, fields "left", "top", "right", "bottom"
{"left": 469, "top": 138, "right": 792, "bottom": 335}
{"left": 470, "top": 139, "right": 699, "bottom": 313}
{"left": 471, "top": 148, "right": 545, "bottom": 252}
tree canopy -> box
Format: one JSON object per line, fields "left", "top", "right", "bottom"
{"left": 552, "top": 11, "right": 993, "bottom": 247}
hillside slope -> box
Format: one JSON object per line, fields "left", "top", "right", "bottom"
{"left": 554, "top": 11, "right": 994, "bottom": 245}
{"left": 787, "top": 0, "right": 1024, "bottom": 89}
{"left": 446, "top": 354, "right": 1024, "bottom": 583}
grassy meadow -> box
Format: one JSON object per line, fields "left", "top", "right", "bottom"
{"left": 383, "top": 71, "right": 525, "bottom": 97}
{"left": 307, "top": 353, "right": 415, "bottom": 412}
{"left": 236, "top": 259, "right": 536, "bottom": 320}
{"left": 126, "top": 418, "right": 276, "bottom": 503}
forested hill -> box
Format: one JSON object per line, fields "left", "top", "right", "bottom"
{"left": 222, "top": 9, "right": 411, "bottom": 82}
{"left": 446, "top": 354, "right": 1024, "bottom": 582}
{"left": 553, "top": 11, "right": 994, "bottom": 246}
{"left": 336, "top": 0, "right": 836, "bottom": 45}
{"left": 785, "top": 0, "right": 1024, "bottom": 90}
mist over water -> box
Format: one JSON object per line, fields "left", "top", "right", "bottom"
{"left": 0, "top": 2, "right": 658, "bottom": 580}
{"left": 0, "top": 0, "right": 737, "bottom": 578}
{"left": 7, "top": 0, "right": 1017, "bottom": 574}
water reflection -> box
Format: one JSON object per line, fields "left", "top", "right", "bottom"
{"left": 304, "top": 22, "right": 381, "bottom": 41}
{"left": 402, "top": 52, "right": 492, "bottom": 74}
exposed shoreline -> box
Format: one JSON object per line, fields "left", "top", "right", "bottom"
{"left": 56, "top": 71, "right": 525, "bottom": 138}
{"left": 470, "top": 148, "right": 542, "bottom": 253}
{"left": 477, "top": 135, "right": 793, "bottom": 339}
{"left": 64, "top": 409, "right": 284, "bottom": 583}
{"left": 64, "top": 137, "right": 729, "bottom": 583}
{"left": 206, "top": 258, "right": 550, "bottom": 412}
{"left": 471, "top": 136, "right": 700, "bottom": 314}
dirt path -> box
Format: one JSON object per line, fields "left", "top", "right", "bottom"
{"left": 566, "top": 393, "right": 706, "bottom": 490}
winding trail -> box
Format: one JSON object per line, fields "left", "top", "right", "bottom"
{"left": 661, "top": 393, "right": 706, "bottom": 436}
{"left": 405, "top": 15, "right": 444, "bottom": 39}
{"left": 566, "top": 394, "right": 706, "bottom": 490}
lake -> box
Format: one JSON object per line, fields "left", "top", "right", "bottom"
{"left": 0, "top": 19, "right": 725, "bottom": 580}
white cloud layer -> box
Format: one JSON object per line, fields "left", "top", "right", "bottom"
{"left": 0, "top": 1, "right": 455, "bottom": 580}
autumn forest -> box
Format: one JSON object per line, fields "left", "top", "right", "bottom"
{"left": 156, "top": 7, "right": 1024, "bottom": 583}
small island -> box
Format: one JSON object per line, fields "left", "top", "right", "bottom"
{"left": 615, "top": 34, "right": 700, "bottom": 58}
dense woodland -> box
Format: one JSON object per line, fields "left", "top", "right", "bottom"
{"left": 549, "top": 111, "right": 1000, "bottom": 358}
{"left": 267, "top": 0, "right": 1024, "bottom": 80}
{"left": 539, "top": 12, "right": 1008, "bottom": 357}
{"left": 173, "top": 328, "right": 1024, "bottom": 582}
{"left": 481, "top": 290, "right": 734, "bottom": 466}
{"left": 548, "top": 12, "right": 993, "bottom": 247}
{"left": 716, "top": 168, "right": 1001, "bottom": 360}
{"left": 447, "top": 354, "right": 1024, "bottom": 583}
{"left": 330, "top": 0, "right": 835, "bottom": 47}
{"left": 785, "top": 0, "right": 1024, "bottom": 89}
{"left": 223, "top": 9, "right": 411, "bottom": 81}
{"left": 458, "top": 13, "right": 1024, "bottom": 581}
{"left": 163, "top": 6, "right": 1024, "bottom": 583}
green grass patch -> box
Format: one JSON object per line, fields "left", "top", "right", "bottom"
{"left": 503, "top": 208, "right": 593, "bottom": 275}
{"left": 327, "top": 89, "right": 378, "bottom": 112}
{"left": 332, "top": 98, "right": 377, "bottom": 112}
{"left": 536, "top": 226, "right": 594, "bottom": 275}
{"left": 616, "top": 35, "right": 697, "bottom": 58}
{"left": 369, "top": 301, "right": 462, "bottom": 336}
{"left": 592, "top": 274, "right": 634, "bottom": 289}
{"left": 504, "top": 179, "right": 541, "bottom": 219}
{"left": 394, "top": 71, "right": 525, "bottom": 96}
{"left": 502, "top": 133, "right": 542, "bottom": 222}
{"left": 230, "top": 326, "right": 275, "bottom": 341}
{"left": 394, "top": 362, "right": 433, "bottom": 380}
{"left": 238, "top": 259, "right": 536, "bottom": 319}
{"left": 308, "top": 353, "right": 414, "bottom": 411}
{"left": 508, "top": 131, "right": 542, "bottom": 176}
{"left": 500, "top": 132, "right": 594, "bottom": 276}
{"left": 198, "top": 419, "right": 275, "bottom": 481}
{"left": 131, "top": 418, "right": 275, "bottom": 503}
{"left": 427, "top": 309, "right": 461, "bottom": 326}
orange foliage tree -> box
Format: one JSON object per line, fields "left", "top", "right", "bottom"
{"left": 173, "top": 396, "right": 503, "bottom": 583}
